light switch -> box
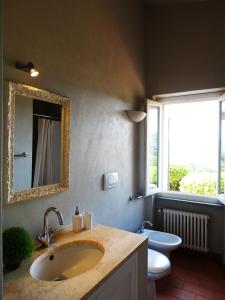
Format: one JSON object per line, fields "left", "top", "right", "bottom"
{"left": 103, "top": 172, "right": 118, "bottom": 190}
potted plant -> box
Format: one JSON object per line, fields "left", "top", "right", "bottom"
{"left": 3, "top": 227, "right": 34, "bottom": 270}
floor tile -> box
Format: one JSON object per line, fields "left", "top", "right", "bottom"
{"left": 157, "top": 294, "right": 179, "bottom": 300}
{"left": 195, "top": 295, "right": 211, "bottom": 300}
{"left": 199, "top": 278, "right": 225, "bottom": 293}
{"left": 167, "top": 287, "right": 195, "bottom": 300}
{"left": 214, "top": 292, "right": 225, "bottom": 300}
{"left": 156, "top": 249, "right": 225, "bottom": 300}
{"left": 183, "top": 282, "right": 214, "bottom": 299}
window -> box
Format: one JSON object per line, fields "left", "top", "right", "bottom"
{"left": 146, "top": 101, "right": 161, "bottom": 192}
{"left": 220, "top": 101, "right": 225, "bottom": 194}
{"left": 146, "top": 89, "right": 225, "bottom": 198}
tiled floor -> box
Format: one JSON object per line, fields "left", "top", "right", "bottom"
{"left": 156, "top": 249, "right": 225, "bottom": 300}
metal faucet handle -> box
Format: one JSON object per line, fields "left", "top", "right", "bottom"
{"left": 138, "top": 225, "right": 144, "bottom": 233}
{"left": 36, "top": 228, "right": 56, "bottom": 247}
{"left": 48, "top": 228, "right": 56, "bottom": 239}
{"left": 138, "top": 220, "right": 153, "bottom": 233}
{"left": 36, "top": 232, "right": 49, "bottom": 248}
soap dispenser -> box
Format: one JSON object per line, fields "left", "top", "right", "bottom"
{"left": 72, "top": 206, "right": 82, "bottom": 232}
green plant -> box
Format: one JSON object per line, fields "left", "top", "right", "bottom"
{"left": 150, "top": 165, "right": 157, "bottom": 185}
{"left": 3, "top": 227, "right": 34, "bottom": 270}
{"left": 179, "top": 172, "right": 217, "bottom": 196}
{"left": 169, "top": 165, "right": 188, "bottom": 191}
{"left": 221, "top": 172, "right": 225, "bottom": 194}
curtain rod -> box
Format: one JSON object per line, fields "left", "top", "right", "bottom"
{"left": 33, "top": 113, "right": 61, "bottom": 121}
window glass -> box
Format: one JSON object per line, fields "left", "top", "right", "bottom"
{"left": 148, "top": 106, "right": 159, "bottom": 189}
{"left": 220, "top": 101, "right": 225, "bottom": 194}
{"left": 164, "top": 101, "right": 218, "bottom": 196}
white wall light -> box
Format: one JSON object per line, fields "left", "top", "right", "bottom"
{"left": 125, "top": 110, "right": 146, "bottom": 123}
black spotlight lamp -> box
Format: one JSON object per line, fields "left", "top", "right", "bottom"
{"left": 16, "top": 61, "right": 39, "bottom": 77}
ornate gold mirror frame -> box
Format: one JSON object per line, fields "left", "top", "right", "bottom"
{"left": 4, "top": 81, "right": 70, "bottom": 204}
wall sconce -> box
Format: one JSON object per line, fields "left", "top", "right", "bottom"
{"left": 125, "top": 110, "right": 146, "bottom": 123}
{"left": 16, "top": 61, "right": 39, "bottom": 77}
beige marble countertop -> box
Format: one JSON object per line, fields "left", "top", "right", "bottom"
{"left": 3, "top": 225, "right": 147, "bottom": 300}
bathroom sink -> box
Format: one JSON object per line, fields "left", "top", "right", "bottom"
{"left": 30, "top": 240, "right": 104, "bottom": 281}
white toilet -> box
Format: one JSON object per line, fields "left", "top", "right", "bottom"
{"left": 147, "top": 249, "right": 171, "bottom": 300}
{"left": 137, "top": 225, "right": 181, "bottom": 299}
{"left": 139, "top": 229, "right": 182, "bottom": 257}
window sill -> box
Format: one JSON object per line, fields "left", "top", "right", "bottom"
{"left": 155, "top": 191, "right": 224, "bottom": 207}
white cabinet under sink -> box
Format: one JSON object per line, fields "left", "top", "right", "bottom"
{"left": 89, "top": 254, "right": 137, "bottom": 300}
{"left": 87, "top": 242, "right": 147, "bottom": 300}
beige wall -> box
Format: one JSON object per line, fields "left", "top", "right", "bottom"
{"left": 3, "top": 0, "right": 146, "bottom": 235}
{"left": 145, "top": 1, "right": 225, "bottom": 95}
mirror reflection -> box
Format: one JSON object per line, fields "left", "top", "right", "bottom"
{"left": 14, "top": 96, "right": 62, "bottom": 192}
{"left": 5, "top": 81, "right": 70, "bottom": 204}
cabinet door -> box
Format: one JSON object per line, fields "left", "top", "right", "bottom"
{"left": 90, "top": 253, "right": 137, "bottom": 300}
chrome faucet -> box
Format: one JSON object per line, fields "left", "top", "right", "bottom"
{"left": 138, "top": 220, "right": 153, "bottom": 233}
{"left": 37, "top": 207, "right": 64, "bottom": 248}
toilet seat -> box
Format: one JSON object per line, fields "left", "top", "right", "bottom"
{"left": 147, "top": 249, "right": 170, "bottom": 274}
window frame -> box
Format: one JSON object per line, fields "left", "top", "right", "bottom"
{"left": 145, "top": 87, "right": 225, "bottom": 201}
{"left": 145, "top": 99, "right": 163, "bottom": 195}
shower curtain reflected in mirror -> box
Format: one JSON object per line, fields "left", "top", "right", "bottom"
{"left": 33, "top": 118, "right": 61, "bottom": 187}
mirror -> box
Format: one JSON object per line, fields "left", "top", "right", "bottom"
{"left": 4, "top": 82, "right": 70, "bottom": 204}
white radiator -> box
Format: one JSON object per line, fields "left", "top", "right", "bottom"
{"left": 162, "top": 208, "right": 210, "bottom": 253}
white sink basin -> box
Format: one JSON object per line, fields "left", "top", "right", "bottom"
{"left": 30, "top": 240, "right": 104, "bottom": 281}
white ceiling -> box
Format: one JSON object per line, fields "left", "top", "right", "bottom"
{"left": 145, "top": 0, "right": 207, "bottom": 5}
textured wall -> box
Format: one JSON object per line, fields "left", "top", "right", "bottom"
{"left": 145, "top": 1, "right": 225, "bottom": 95}
{"left": 3, "top": 0, "right": 146, "bottom": 235}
